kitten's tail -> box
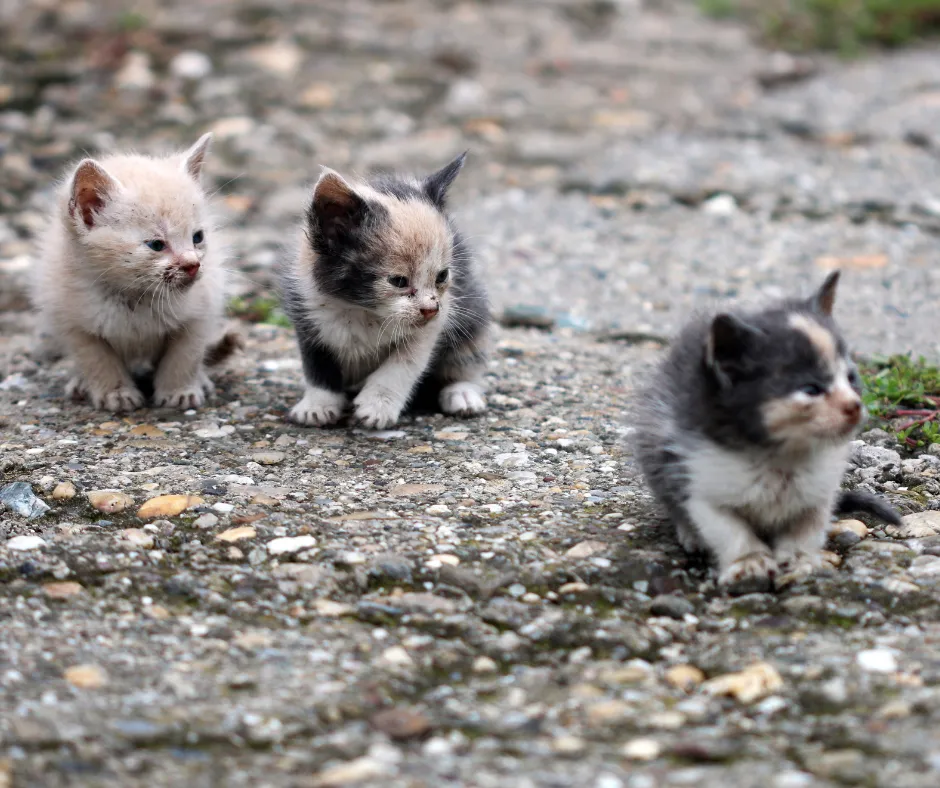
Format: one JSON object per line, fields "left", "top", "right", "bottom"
{"left": 204, "top": 330, "right": 245, "bottom": 367}
{"left": 835, "top": 489, "right": 901, "bottom": 526}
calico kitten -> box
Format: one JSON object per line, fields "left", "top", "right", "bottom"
{"left": 279, "top": 153, "right": 490, "bottom": 429}
{"left": 633, "top": 272, "right": 899, "bottom": 592}
{"left": 32, "top": 133, "right": 239, "bottom": 412}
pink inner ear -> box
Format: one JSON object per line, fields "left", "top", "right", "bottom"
{"left": 72, "top": 187, "right": 105, "bottom": 228}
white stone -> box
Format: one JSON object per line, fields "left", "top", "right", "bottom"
{"left": 195, "top": 425, "right": 236, "bottom": 439}
{"left": 6, "top": 535, "right": 46, "bottom": 551}
{"left": 193, "top": 513, "right": 219, "bottom": 529}
{"left": 703, "top": 193, "right": 737, "bottom": 216}
{"left": 170, "top": 51, "right": 213, "bottom": 80}
{"left": 495, "top": 452, "right": 529, "bottom": 468}
{"left": 857, "top": 648, "right": 898, "bottom": 673}
{"left": 267, "top": 535, "right": 317, "bottom": 555}
{"left": 426, "top": 504, "right": 451, "bottom": 515}
{"left": 379, "top": 645, "right": 414, "bottom": 667}
{"left": 622, "top": 737, "right": 661, "bottom": 761}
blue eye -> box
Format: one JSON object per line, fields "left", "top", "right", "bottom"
{"left": 388, "top": 275, "right": 409, "bottom": 288}
{"left": 193, "top": 230, "right": 204, "bottom": 244}
{"left": 145, "top": 239, "right": 166, "bottom": 252}
{"left": 799, "top": 383, "right": 825, "bottom": 397}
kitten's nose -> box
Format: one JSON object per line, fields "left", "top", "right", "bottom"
{"left": 842, "top": 398, "right": 862, "bottom": 423}
{"left": 178, "top": 259, "right": 200, "bottom": 279}
{"left": 420, "top": 304, "right": 439, "bottom": 321}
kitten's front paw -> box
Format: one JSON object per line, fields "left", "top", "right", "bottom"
{"left": 65, "top": 377, "right": 89, "bottom": 402}
{"left": 440, "top": 382, "right": 486, "bottom": 416}
{"left": 773, "top": 548, "right": 822, "bottom": 589}
{"left": 774, "top": 548, "right": 820, "bottom": 574}
{"left": 90, "top": 385, "right": 145, "bottom": 412}
{"left": 154, "top": 386, "right": 206, "bottom": 410}
{"left": 353, "top": 387, "right": 403, "bottom": 430}
{"left": 197, "top": 368, "right": 215, "bottom": 395}
{"left": 289, "top": 388, "right": 346, "bottom": 427}
{"left": 675, "top": 521, "right": 705, "bottom": 554}
{"left": 718, "top": 551, "right": 778, "bottom": 595}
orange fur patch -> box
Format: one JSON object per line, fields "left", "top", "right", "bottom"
{"left": 788, "top": 313, "right": 837, "bottom": 370}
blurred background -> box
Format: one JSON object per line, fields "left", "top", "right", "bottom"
{"left": 3, "top": 0, "right": 940, "bottom": 356}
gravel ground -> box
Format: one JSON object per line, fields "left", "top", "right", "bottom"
{"left": 3, "top": 1, "right": 940, "bottom": 786}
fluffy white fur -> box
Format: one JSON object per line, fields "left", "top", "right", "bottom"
{"left": 32, "top": 134, "right": 228, "bottom": 412}
{"left": 683, "top": 440, "right": 850, "bottom": 584}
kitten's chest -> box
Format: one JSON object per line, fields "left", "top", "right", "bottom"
{"left": 689, "top": 442, "right": 849, "bottom": 526}
{"left": 88, "top": 294, "right": 185, "bottom": 360}
{"left": 316, "top": 310, "right": 412, "bottom": 381}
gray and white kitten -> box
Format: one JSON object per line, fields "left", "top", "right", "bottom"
{"left": 279, "top": 153, "right": 490, "bottom": 429}
{"left": 32, "top": 133, "right": 239, "bottom": 411}
{"left": 633, "top": 272, "right": 899, "bottom": 592}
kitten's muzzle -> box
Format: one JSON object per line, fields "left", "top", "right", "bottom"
{"left": 841, "top": 398, "right": 862, "bottom": 426}
{"left": 169, "top": 252, "right": 201, "bottom": 284}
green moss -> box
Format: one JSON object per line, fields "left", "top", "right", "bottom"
{"left": 700, "top": 0, "right": 940, "bottom": 54}
{"left": 227, "top": 295, "right": 292, "bottom": 328}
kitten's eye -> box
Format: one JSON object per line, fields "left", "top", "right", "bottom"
{"left": 799, "top": 383, "right": 826, "bottom": 397}
{"left": 192, "top": 230, "right": 204, "bottom": 245}
{"left": 388, "top": 275, "right": 409, "bottom": 288}
{"left": 848, "top": 368, "right": 860, "bottom": 386}
{"left": 145, "top": 239, "right": 166, "bottom": 252}
{"left": 436, "top": 268, "right": 449, "bottom": 285}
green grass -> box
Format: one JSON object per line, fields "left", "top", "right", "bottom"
{"left": 862, "top": 355, "right": 940, "bottom": 449}
{"left": 227, "top": 295, "right": 292, "bottom": 329}
{"left": 115, "top": 11, "right": 148, "bottom": 32}
{"left": 699, "top": 0, "right": 940, "bottom": 54}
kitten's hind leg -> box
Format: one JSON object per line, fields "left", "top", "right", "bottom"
{"left": 432, "top": 327, "right": 489, "bottom": 417}
{"left": 290, "top": 386, "right": 346, "bottom": 426}
{"left": 686, "top": 498, "right": 777, "bottom": 593}
{"left": 440, "top": 381, "right": 486, "bottom": 416}
{"left": 154, "top": 321, "right": 215, "bottom": 410}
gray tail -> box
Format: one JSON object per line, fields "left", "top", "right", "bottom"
{"left": 204, "top": 330, "right": 244, "bottom": 367}
{"left": 835, "top": 490, "right": 901, "bottom": 526}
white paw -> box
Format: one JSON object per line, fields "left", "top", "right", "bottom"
{"left": 289, "top": 387, "right": 346, "bottom": 427}
{"left": 353, "top": 387, "right": 403, "bottom": 430}
{"left": 440, "top": 382, "right": 486, "bottom": 416}
{"left": 774, "top": 547, "right": 821, "bottom": 576}
{"left": 718, "top": 551, "right": 778, "bottom": 594}
{"left": 154, "top": 386, "right": 206, "bottom": 410}
{"left": 91, "top": 385, "right": 145, "bottom": 412}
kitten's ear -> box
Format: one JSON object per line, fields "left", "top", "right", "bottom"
{"left": 809, "top": 270, "right": 840, "bottom": 317}
{"left": 182, "top": 133, "right": 213, "bottom": 182}
{"left": 69, "top": 159, "right": 121, "bottom": 229}
{"left": 423, "top": 151, "right": 466, "bottom": 208}
{"left": 308, "top": 169, "right": 368, "bottom": 244}
{"left": 705, "top": 313, "right": 759, "bottom": 386}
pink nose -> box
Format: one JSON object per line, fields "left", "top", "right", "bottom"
{"left": 843, "top": 399, "right": 862, "bottom": 423}
{"left": 420, "top": 305, "right": 439, "bottom": 320}
{"left": 180, "top": 261, "right": 200, "bottom": 279}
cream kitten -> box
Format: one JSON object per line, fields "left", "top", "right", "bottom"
{"left": 32, "top": 134, "right": 239, "bottom": 412}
